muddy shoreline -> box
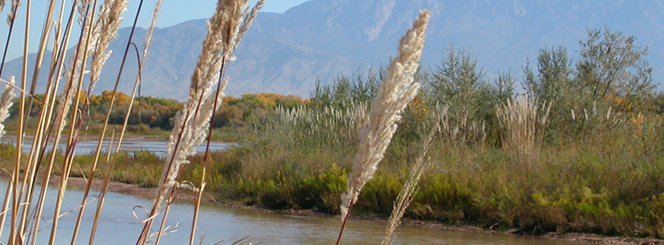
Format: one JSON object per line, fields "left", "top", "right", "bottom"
{"left": 37, "top": 176, "right": 662, "bottom": 245}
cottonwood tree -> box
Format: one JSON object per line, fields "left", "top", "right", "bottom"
{"left": 524, "top": 46, "right": 574, "bottom": 104}
{"left": 575, "top": 28, "right": 655, "bottom": 111}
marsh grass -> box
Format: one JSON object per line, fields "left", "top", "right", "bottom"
{"left": 496, "top": 95, "right": 550, "bottom": 168}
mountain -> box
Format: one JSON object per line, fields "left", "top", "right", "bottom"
{"left": 4, "top": 0, "right": 664, "bottom": 100}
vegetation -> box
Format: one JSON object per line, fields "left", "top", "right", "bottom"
{"left": 0, "top": 0, "right": 663, "bottom": 243}
{"left": 174, "top": 27, "right": 664, "bottom": 238}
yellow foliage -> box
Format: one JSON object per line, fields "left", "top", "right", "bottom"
{"left": 89, "top": 90, "right": 132, "bottom": 107}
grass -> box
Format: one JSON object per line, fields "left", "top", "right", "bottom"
{"left": 181, "top": 118, "right": 664, "bottom": 237}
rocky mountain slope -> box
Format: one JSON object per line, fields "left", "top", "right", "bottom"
{"left": 4, "top": 0, "right": 664, "bottom": 100}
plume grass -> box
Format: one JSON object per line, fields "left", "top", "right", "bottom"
{"left": 337, "top": 9, "right": 430, "bottom": 244}
{"left": 136, "top": 0, "right": 262, "bottom": 244}
{"left": 496, "top": 95, "right": 551, "bottom": 168}
{"left": 381, "top": 123, "right": 436, "bottom": 245}
{"left": 0, "top": 77, "right": 14, "bottom": 139}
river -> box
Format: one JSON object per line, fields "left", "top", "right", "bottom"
{"left": 0, "top": 182, "right": 588, "bottom": 245}
{"left": 0, "top": 136, "right": 231, "bottom": 157}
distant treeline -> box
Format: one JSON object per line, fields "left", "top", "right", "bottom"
{"left": 8, "top": 90, "right": 306, "bottom": 132}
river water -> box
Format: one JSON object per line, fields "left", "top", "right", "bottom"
{"left": 0, "top": 136, "right": 230, "bottom": 157}
{"left": 0, "top": 138, "right": 587, "bottom": 244}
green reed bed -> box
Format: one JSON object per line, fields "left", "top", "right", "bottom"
{"left": 182, "top": 114, "right": 664, "bottom": 238}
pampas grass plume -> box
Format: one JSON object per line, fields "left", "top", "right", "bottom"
{"left": 0, "top": 76, "right": 15, "bottom": 139}
{"left": 156, "top": 0, "right": 262, "bottom": 208}
{"left": 89, "top": 0, "right": 128, "bottom": 92}
{"left": 6, "top": 0, "right": 18, "bottom": 25}
{"left": 340, "top": 10, "right": 430, "bottom": 220}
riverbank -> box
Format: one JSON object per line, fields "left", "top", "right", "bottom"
{"left": 49, "top": 175, "right": 664, "bottom": 245}
{"left": 4, "top": 139, "right": 664, "bottom": 244}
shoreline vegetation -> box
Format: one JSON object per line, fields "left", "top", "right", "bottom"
{"left": 0, "top": 0, "right": 663, "bottom": 244}
{"left": 2, "top": 166, "right": 662, "bottom": 245}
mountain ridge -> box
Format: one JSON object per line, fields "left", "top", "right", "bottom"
{"left": 2, "top": 0, "right": 663, "bottom": 100}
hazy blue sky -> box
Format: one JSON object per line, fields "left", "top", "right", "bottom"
{"left": 0, "top": 0, "right": 310, "bottom": 61}
{"left": 134, "top": 0, "right": 309, "bottom": 28}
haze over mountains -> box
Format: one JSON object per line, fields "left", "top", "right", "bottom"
{"left": 5, "top": 0, "right": 664, "bottom": 100}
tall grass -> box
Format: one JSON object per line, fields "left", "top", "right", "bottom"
{"left": 0, "top": 77, "right": 14, "bottom": 138}
{"left": 0, "top": 0, "right": 160, "bottom": 244}
{"left": 382, "top": 123, "right": 436, "bottom": 245}
{"left": 135, "top": 0, "right": 263, "bottom": 244}
{"left": 496, "top": 95, "right": 550, "bottom": 168}
{"left": 337, "top": 10, "right": 430, "bottom": 244}
{"left": 0, "top": 0, "right": 268, "bottom": 242}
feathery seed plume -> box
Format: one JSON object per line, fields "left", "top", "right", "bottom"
{"left": 52, "top": 10, "right": 97, "bottom": 131}
{"left": 0, "top": 0, "right": 6, "bottom": 15}
{"left": 89, "top": 0, "right": 128, "bottom": 92}
{"left": 340, "top": 10, "right": 430, "bottom": 220}
{"left": 156, "top": 0, "right": 262, "bottom": 207}
{"left": 382, "top": 124, "right": 436, "bottom": 245}
{"left": 0, "top": 77, "right": 15, "bottom": 139}
{"left": 6, "top": 0, "right": 18, "bottom": 25}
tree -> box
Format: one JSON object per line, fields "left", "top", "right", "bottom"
{"left": 575, "top": 28, "right": 655, "bottom": 111}
{"left": 523, "top": 46, "right": 573, "bottom": 104}
{"left": 427, "top": 46, "right": 510, "bottom": 145}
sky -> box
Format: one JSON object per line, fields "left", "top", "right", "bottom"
{"left": 0, "top": 0, "right": 310, "bottom": 61}
{"left": 130, "top": 0, "right": 309, "bottom": 28}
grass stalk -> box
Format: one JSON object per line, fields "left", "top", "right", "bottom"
{"left": 0, "top": 0, "right": 20, "bottom": 78}
{"left": 337, "top": 10, "right": 429, "bottom": 244}
{"left": 8, "top": 0, "right": 30, "bottom": 243}
{"left": 0, "top": 76, "right": 15, "bottom": 239}
{"left": 381, "top": 124, "right": 436, "bottom": 245}
{"left": 89, "top": 0, "right": 161, "bottom": 242}
{"left": 16, "top": 1, "right": 71, "bottom": 242}
{"left": 21, "top": 0, "right": 57, "bottom": 134}
{"left": 0, "top": 0, "right": 28, "bottom": 238}
{"left": 188, "top": 1, "right": 263, "bottom": 242}
{"left": 136, "top": 0, "right": 262, "bottom": 243}
{"left": 28, "top": 2, "right": 98, "bottom": 243}
{"left": 70, "top": 1, "right": 142, "bottom": 243}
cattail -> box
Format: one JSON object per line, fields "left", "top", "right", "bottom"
{"left": 339, "top": 8, "right": 430, "bottom": 224}
{"left": 0, "top": 77, "right": 15, "bottom": 139}
{"left": 89, "top": 0, "right": 128, "bottom": 92}
{"left": 382, "top": 124, "right": 436, "bottom": 245}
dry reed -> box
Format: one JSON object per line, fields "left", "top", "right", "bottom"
{"left": 93, "top": 0, "right": 164, "bottom": 243}
{"left": 89, "top": 0, "right": 128, "bottom": 92}
{"left": 435, "top": 104, "right": 487, "bottom": 146}
{"left": 136, "top": 0, "right": 263, "bottom": 244}
{"left": 496, "top": 95, "right": 551, "bottom": 168}
{"left": 70, "top": 0, "right": 135, "bottom": 243}
{"left": 337, "top": 9, "right": 430, "bottom": 244}
{"left": 381, "top": 123, "right": 436, "bottom": 245}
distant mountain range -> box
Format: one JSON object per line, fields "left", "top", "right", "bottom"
{"left": 4, "top": 0, "right": 664, "bottom": 100}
